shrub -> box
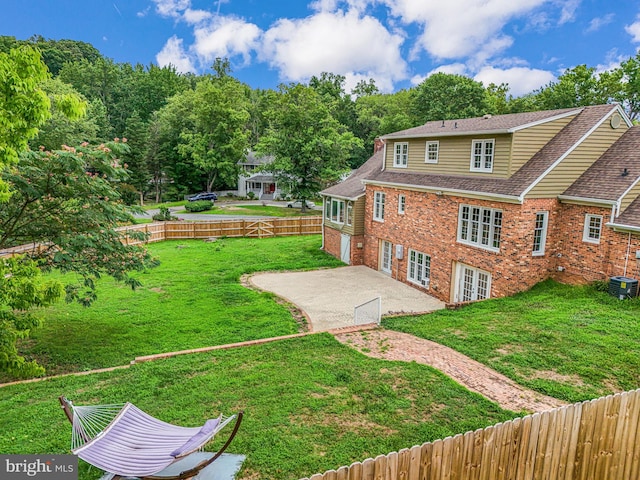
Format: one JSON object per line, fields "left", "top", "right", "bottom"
{"left": 152, "top": 206, "right": 175, "bottom": 221}
{"left": 247, "top": 191, "right": 256, "bottom": 200}
{"left": 185, "top": 200, "right": 213, "bottom": 212}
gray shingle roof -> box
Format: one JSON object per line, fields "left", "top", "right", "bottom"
{"left": 614, "top": 196, "right": 640, "bottom": 228}
{"left": 321, "top": 150, "right": 383, "bottom": 199}
{"left": 562, "top": 125, "right": 640, "bottom": 201}
{"left": 382, "top": 107, "right": 581, "bottom": 139}
{"left": 367, "top": 105, "right": 619, "bottom": 198}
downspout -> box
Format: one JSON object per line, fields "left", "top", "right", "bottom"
{"left": 382, "top": 143, "right": 387, "bottom": 171}
{"left": 320, "top": 196, "right": 326, "bottom": 250}
{"left": 623, "top": 231, "right": 632, "bottom": 277}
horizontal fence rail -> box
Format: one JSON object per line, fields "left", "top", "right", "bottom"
{"left": 301, "top": 388, "right": 640, "bottom": 480}
{"left": 0, "top": 217, "right": 322, "bottom": 257}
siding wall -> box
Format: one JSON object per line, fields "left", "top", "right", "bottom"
{"left": 509, "top": 115, "right": 576, "bottom": 174}
{"left": 527, "top": 117, "right": 629, "bottom": 198}
{"left": 384, "top": 134, "right": 513, "bottom": 178}
{"left": 323, "top": 197, "right": 366, "bottom": 236}
{"left": 620, "top": 181, "right": 640, "bottom": 214}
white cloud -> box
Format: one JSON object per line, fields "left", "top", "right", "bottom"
{"left": 381, "top": 0, "right": 548, "bottom": 61}
{"left": 626, "top": 16, "right": 640, "bottom": 43}
{"left": 137, "top": 6, "right": 151, "bottom": 17}
{"left": 586, "top": 13, "right": 614, "bottom": 33}
{"left": 474, "top": 66, "right": 555, "bottom": 96}
{"left": 156, "top": 36, "right": 196, "bottom": 73}
{"left": 261, "top": 10, "right": 407, "bottom": 91}
{"left": 192, "top": 16, "right": 261, "bottom": 65}
{"left": 594, "top": 49, "right": 626, "bottom": 73}
{"left": 183, "top": 8, "right": 212, "bottom": 25}
{"left": 152, "top": 0, "right": 190, "bottom": 18}
{"left": 557, "top": 0, "right": 580, "bottom": 24}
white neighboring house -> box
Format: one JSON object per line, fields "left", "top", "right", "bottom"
{"left": 237, "top": 151, "right": 285, "bottom": 200}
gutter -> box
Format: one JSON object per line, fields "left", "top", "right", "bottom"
{"left": 557, "top": 195, "right": 618, "bottom": 207}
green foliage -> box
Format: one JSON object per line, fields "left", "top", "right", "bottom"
{"left": 257, "top": 84, "right": 361, "bottom": 210}
{"left": 0, "top": 139, "right": 157, "bottom": 309}
{"left": 0, "top": 256, "right": 63, "bottom": 378}
{"left": 246, "top": 191, "right": 256, "bottom": 200}
{"left": 0, "top": 45, "right": 51, "bottom": 200}
{"left": 184, "top": 200, "right": 213, "bottom": 212}
{"left": 151, "top": 206, "right": 175, "bottom": 221}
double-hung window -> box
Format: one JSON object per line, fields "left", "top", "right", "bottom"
{"left": 398, "top": 194, "right": 406, "bottom": 214}
{"left": 408, "top": 249, "right": 431, "bottom": 287}
{"left": 330, "top": 198, "right": 345, "bottom": 224}
{"left": 458, "top": 204, "right": 502, "bottom": 251}
{"left": 583, "top": 214, "right": 603, "bottom": 244}
{"left": 532, "top": 211, "right": 548, "bottom": 255}
{"left": 470, "top": 139, "right": 494, "bottom": 172}
{"left": 394, "top": 142, "right": 408, "bottom": 168}
{"left": 425, "top": 141, "right": 439, "bottom": 163}
{"left": 346, "top": 202, "right": 353, "bottom": 226}
{"left": 373, "top": 192, "right": 385, "bottom": 221}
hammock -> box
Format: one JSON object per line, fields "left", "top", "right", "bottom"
{"left": 59, "top": 396, "right": 243, "bottom": 480}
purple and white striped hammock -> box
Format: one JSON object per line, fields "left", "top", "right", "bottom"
{"left": 60, "top": 398, "right": 239, "bottom": 478}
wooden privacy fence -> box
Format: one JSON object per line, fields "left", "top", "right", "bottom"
{"left": 302, "top": 388, "right": 640, "bottom": 480}
{"left": 118, "top": 217, "right": 322, "bottom": 245}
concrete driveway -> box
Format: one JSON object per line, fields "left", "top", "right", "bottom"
{"left": 249, "top": 265, "right": 445, "bottom": 331}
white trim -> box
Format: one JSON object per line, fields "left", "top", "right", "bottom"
{"left": 583, "top": 214, "right": 603, "bottom": 244}
{"left": 470, "top": 139, "right": 495, "bottom": 173}
{"left": 454, "top": 263, "right": 492, "bottom": 302}
{"left": 532, "top": 211, "right": 549, "bottom": 256}
{"left": 361, "top": 179, "right": 522, "bottom": 203}
{"left": 407, "top": 249, "right": 431, "bottom": 288}
{"left": 608, "top": 222, "right": 640, "bottom": 233}
{"left": 507, "top": 108, "right": 583, "bottom": 132}
{"left": 457, "top": 204, "right": 503, "bottom": 252}
{"left": 558, "top": 195, "right": 618, "bottom": 207}
{"left": 398, "top": 194, "right": 406, "bottom": 214}
{"left": 382, "top": 142, "right": 387, "bottom": 171}
{"left": 616, "top": 175, "right": 640, "bottom": 216}
{"left": 373, "top": 191, "right": 385, "bottom": 222}
{"left": 425, "top": 140, "right": 439, "bottom": 164}
{"left": 320, "top": 192, "right": 365, "bottom": 201}
{"left": 519, "top": 105, "right": 619, "bottom": 201}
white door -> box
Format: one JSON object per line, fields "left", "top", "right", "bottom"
{"left": 340, "top": 234, "right": 351, "bottom": 264}
{"left": 455, "top": 264, "right": 491, "bottom": 302}
{"left": 380, "top": 240, "right": 392, "bottom": 274}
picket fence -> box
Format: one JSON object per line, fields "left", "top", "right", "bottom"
{"left": 301, "top": 388, "right": 640, "bottom": 480}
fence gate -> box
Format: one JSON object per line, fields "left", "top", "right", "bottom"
{"left": 354, "top": 297, "right": 381, "bottom": 326}
{"left": 245, "top": 220, "right": 275, "bottom": 238}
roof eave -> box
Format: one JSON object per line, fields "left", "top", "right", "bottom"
{"left": 382, "top": 129, "right": 511, "bottom": 140}
{"left": 607, "top": 222, "right": 640, "bottom": 233}
{"left": 558, "top": 195, "right": 618, "bottom": 207}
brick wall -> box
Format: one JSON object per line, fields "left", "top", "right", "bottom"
{"left": 323, "top": 226, "right": 342, "bottom": 261}
{"left": 554, "top": 204, "right": 640, "bottom": 283}
{"left": 323, "top": 227, "right": 366, "bottom": 266}
{"left": 362, "top": 186, "right": 569, "bottom": 302}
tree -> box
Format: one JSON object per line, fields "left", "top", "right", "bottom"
{"left": 614, "top": 53, "right": 640, "bottom": 121}
{"left": 532, "top": 65, "right": 614, "bottom": 110}
{"left": 0, "top": 45, "right": 51, "bottom": 201}
{"left": 257, "top": 83, "right": 361, "bottom": 212}
{"left": 411, "top": 73, "right": 489, "bottom": 123}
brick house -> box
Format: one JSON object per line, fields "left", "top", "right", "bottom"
{"left": 321, "top": 104, "right": 640, "bottom": 303}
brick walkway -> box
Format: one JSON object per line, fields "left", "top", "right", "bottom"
{"left": 333, "top": 328, "right": 566, "bottom": 413}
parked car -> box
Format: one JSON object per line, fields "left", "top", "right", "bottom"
{"left": 188, "top": 192, "right": 218, "bottom": 202}
{"left": 287, "top": 200, "right": 315, "bottom": 208}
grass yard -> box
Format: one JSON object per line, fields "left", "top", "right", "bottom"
{"left": 16, "top": 236, "right": 343, "bottom": 376}
{"left": 0, "top": 334, "right": 517, "bottom": 480}
{"left": 181, "top": 204, "right": 322, "bottom": 217}
{"left": 384, "top": 280, "right": 640, "bottom": 403}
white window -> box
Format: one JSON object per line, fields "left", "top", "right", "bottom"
{"left": 583, "top": 214, "right": 603, "bottom": 244}
{"left": 470, "top": 139, "right": 494, "bottom": 172}
{"left": 346, "top": 203, "right": 353, "bottom": 226}
{"left": 458, "top": 204, "right": 502, "bottom": 251}
{"left": 324, "top": 197, "right": 331, "bottom": 218}
{"left": 393, "top": 142, "right": 408, "bottom": 168}
{"left": 532, "top": 211, "right": 548, "bottom": 256}
{"left": 456, "top": 264, "right": 491, "bottom": 302}
{"left": 398, "top": 194, "right": 406, "bottom": 214}
{"left": 330, "top": 199, "right": 345, "bottom": 224}
{"left": 408, "top": 249, "right": 431, "bottom": 287}
{"left": 425, "top": 141, "right": 439, "bottom": 163}
{"left": 374, "top": 192, "right": 385, "bottom": 221}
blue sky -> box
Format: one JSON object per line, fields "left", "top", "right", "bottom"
{"left": 2, "top": 0, "right": 640, "bottom": 96}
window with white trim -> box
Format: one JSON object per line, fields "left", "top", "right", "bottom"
{"left": 583, "top": 214, "right": 603, "bottom": 244}
{"left": 393, "top": 142, "right": 408, "bottom": 167}
{"left": 398, "top": 194, "right": 406, "bottom": 214}
{"left": 408, "top": 249, "right": 431, "bottom": 287}
{"left": 373, "top": 192, "right": 385, "bottom": 221}
{"left": 458, "top": 204, "right": 502, "bottom": 251}
{"left": 425, "top": 141, "right": 439, "bottom": 163}
{"left": 324, "top": 197, "right": 331, "bottom": 218}
{"left": 330, "top": 198, "right": 345, "bottom": 224}
{"left": 346, "top": 202, "right": 353, "bottom": 226}
{"left": 470, "top": 139, "right": 494, "bottom": 172}
{"left": 532, "top": 211, "right": 548, "bottom": 255}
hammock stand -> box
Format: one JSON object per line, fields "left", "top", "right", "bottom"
{"left": 59, "top": 396, "right": 243, "bottom": 480}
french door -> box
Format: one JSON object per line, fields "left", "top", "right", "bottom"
{"left": 380, "top": 240, "right": 392, "bottom": 274}
{"left": 455, "top": 264, "right": 491, "bottom": 302}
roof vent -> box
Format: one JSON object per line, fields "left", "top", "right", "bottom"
{"left": 622, "top": 168, "right": 629, "bottom": 177}
{"left": 483, "top": 114, "right": 492, "bottom": 120}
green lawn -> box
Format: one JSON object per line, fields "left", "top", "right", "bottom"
{"left": 384, "top": 280, "right": 640, "bottom": 403}
{"left": 17, "top": 236, "right": 343, "bottom": 376}
{"left": 181, "top": 204, "right": 322, "bottom": 217}
{"left": 0, "top": 334, "right": 517, "bottom": 480}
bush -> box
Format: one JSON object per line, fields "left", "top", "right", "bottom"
{"left": 152, "top": 206, "right": 175, "bottom": 221}
{"left": 247, "top": 191, "right": 256, "bottom": 200}
{"left": 185, "top": 200, "right": 213, "bottom": 212}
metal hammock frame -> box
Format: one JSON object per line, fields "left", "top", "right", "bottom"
{"left": 59, "top": 396, "right": 243, "bottom": 480}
